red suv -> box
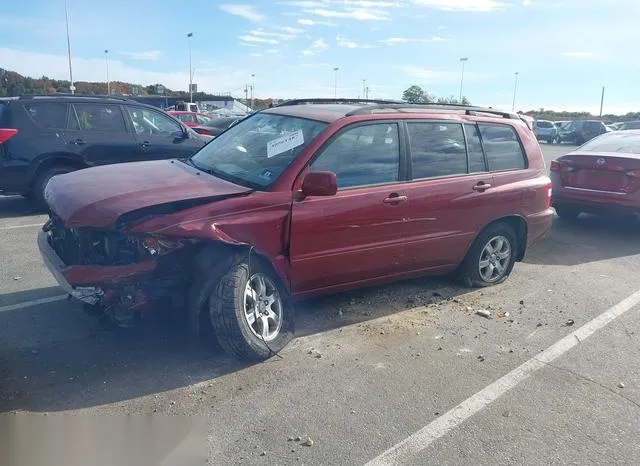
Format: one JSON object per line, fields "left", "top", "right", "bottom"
{"left": 38, "top": 99, "right": 553, "bottom": 360}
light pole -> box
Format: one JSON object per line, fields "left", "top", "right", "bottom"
{"left": 105, "top": 49, "right": 110, "bottom": 96}
{"left": 362, "top": 79, "right": 366, "bottom": 99}
{"left": 512, "top": 72, "right": 519, "bottom": 112}
{"left": 333, "top": 67, "right": 339, "bottom": 98}
{"left": 458, "top": 57, "right": 468, "bottom": 103}
{"left": 599, "top": 86, "right": 605, "bottom": 117}
{"left": 251, "top": 73, "right": 255, "bottom": 109}
{"left": 64, "top": 0, "right": 74, "bottom": 94}
{"left": 187, "top": 32, "right": 193, "bottom": 103}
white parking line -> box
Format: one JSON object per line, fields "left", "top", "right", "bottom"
{"left": 365, "top": 289, "right": 640, "bottom": 466}
{"left": 0, "top": 223, "right": 44, "bottom": 231}
{"left": 0, "top": 295, "right": 68, "bottom": 313}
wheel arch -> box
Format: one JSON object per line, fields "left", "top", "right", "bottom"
{"left": 479, "top": 215, "right": 528, "bottom": 262}
{"left": 30, "top": 152, "right": 86, "bottom": 191}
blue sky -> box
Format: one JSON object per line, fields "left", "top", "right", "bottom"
{"left": 1, "top": 0, "right": 639, "bottom": 113}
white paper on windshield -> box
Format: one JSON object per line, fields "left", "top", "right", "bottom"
{"left": 267, "top": 130, "right": 304, "bottom": 158}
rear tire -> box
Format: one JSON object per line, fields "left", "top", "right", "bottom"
{"left": 555, "top": 205, "right": 580, "bottom": 221}
{"left": 209, "top": 258, "right": 294, "bottom": 361}
{"left": 33, "top": 167, "right": 75, "bottom": 209}
{"left": 457, "top": 222, "right": 517, "bottom": 288}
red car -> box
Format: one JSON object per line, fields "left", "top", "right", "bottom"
{"left": 167, "top": 111, "right": 214, "bottom": 128}
{"left": 551, "top": 130, "right": 640, "bottom": 220}
{"left": 38, "top": 99, "right": 553, "bottom": 360}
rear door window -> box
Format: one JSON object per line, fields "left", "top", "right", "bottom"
{"left": 73, "top": 104, "right": 126, "bottom": 132}
{"left": 23, "top": 102, "right": 68, "bottom": 129}
{"left": 478, "top": 124, "right": 526, "bottom": 171}
{"left": 407, "top": 122, "right": 467, "bottom": 179}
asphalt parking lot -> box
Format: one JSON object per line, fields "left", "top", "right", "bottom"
{"left": 2, "top": 143, "right": 640, "bottom": 465}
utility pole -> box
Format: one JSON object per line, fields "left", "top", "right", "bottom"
{"left": 251, "top": 74, "right": 255, "bottom": 109}
{"left": 244, "top": 84, "right": 249, "bottom": 107}
{"left": 333, "top": 67, "right": 339, "bottom": 98}
{"left": 187, "top": 32, "right": 193, "bottom": 103}
{"left": 599, "top": 86, "right": 605, "bottom": 117}
{"left": 365, "top": 86, "right": 370, "bottom": 99}
{"left": 512, "top": 72, "right": 519, "bottom": 112}
{"left": 362, "top": 79, "right": 366, "bottom": 99}
{"left": 458, "top": 57, "right": 468, "bottom": 103}
{"left": 65, "top": 0, "right": 74, "bottom": 94}
{"left": 105, "top": 49, "right": 110, "bottom": 96}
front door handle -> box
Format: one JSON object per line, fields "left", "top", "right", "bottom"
{"left": 472, "top": 182, "right": 492, "bottom": 192}
{"left": 140, "top": 141, "right": 151, "bottom": 149}
{"left": 69, "top": 138, "right": 85, "bottom": 145}
{"left": 383, "top": 194, "right": 408, "bottom": 204}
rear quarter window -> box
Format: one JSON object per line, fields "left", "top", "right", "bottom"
{"left": 23, "top": 102, "right": 68, "bottom": 129}
{"left": 478, "top": 124, "right": 526, "bottom": 171}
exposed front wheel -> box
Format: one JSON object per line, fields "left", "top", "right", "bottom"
{"left": 457, "top": 223, "right": 517, "bottom": 288}
{"left": 209, "top": 259, "right": 294, "bottom": 361}
{"left": 33, "top": 167, "right": 75, "bottom": 209}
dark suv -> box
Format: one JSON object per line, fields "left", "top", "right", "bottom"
{"left": 0, "top": 95, "right": 211, "bottom": 206}
{"left": 558, "top": 120, "right": 609, "bottom": 145}
{"left": 39, "top": 99, "right": 553, "bottom": 361}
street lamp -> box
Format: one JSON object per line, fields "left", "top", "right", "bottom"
{"left": 512, "top": 72, "right": 519, "bottom": 112}
{"left": 362, "top": 79, "right": 366, "bottom": 99}
{"left": 187, "top": 32, "right": 193, "bottom": 103}
{"left": 251, "top": 73, "right": 255, "bottom": 109}
{"left": 458, "top": 57, "right": 468, "bottom": 103}
{"left": 105, "top": 49, "right": 110, "bottom": 96}
{"left": 333, "top": 67, "right": 339, "bottom": 98}
{"left": 65, "top": 0, "right": 74, "bottom": 94}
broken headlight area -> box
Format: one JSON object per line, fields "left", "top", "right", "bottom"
{"left": 45, "top": 217, "right": 191, "bottom": 266}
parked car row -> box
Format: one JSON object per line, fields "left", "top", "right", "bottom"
{"left": 34, "top": 99, "right": 554, "bottom": 361}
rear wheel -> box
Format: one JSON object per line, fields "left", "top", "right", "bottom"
{"left": 33, "top": 166, "right": 75, "bottom": 209}
{"left": 457, "top": 222, "right": 517, "bottom": 288}
{"left": 209, "top": 258, "right": 294, "bottom": 361}
{"left": 555, "top": 205, "right": 580, "bottom": 221}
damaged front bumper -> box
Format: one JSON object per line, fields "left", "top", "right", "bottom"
{"left": 37, "top": 230, "right": 157, "bottom": 305}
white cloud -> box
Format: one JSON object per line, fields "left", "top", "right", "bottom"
{"left": 523, "top": 0, "right": 531, "bottom": 4}
{"left": 238, "top": 35, "right": 279, "bottom": 45}
{"left": 305, "top": 8, "right": 391, "bottom": 20}
{"left": 266, "top": 48, "right": 280, "bottom": 54}
{"left": 336, "top": 35, "right": 379, "bottom": 48}
{"left": 219, "top": 4, "right": 265, "bottom": 22}
{"left": 279, "top": 26, "right": 305, "bottom": 34}
{"left": 119, "top": 50, "right": 162, "bottom": 61}
{"left": 561, "top": 51, "right": 594, "bottom": 58}
{"left": 296, "top": 18, "right": 338, "bottom": 26}
{"left": 413, "top": 0, "right": 507, "bottom": 12}
{"left": 380, "top": 36, "right": 448, "bottom": 45}
{"left": 301, "top": 38, "right": 329, "bottom": 56}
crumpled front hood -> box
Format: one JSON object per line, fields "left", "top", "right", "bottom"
{"left": 45, "top": 159, "right": 252, "bottom": 228}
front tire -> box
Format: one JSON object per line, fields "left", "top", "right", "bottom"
{"left": 33, "top": 167, "right": 75, "bottom": 209}
{"left": 457, "top": 222, "right": 517, "bottom": 288}
{"left": 209, "top": 259, "right": 294, "bottom": 361}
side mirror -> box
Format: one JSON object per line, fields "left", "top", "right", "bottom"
{"left": 173, "top": 129, "right": 188, "bottom": 141}
{"left": 301, "top": 171, "right": 337, "bottom": 197}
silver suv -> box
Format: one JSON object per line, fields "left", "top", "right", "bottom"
{"left": 533, "top": 119, "right": 559, "bottom": 144}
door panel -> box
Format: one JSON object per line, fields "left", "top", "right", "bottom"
{"left": 125, "top": 106, "right": 202, "bottom": 160}
{"left": 402, "top": 122, "right": 494, "bottom": 270}
{"left": 289, "top": 122, "right": 409, "bottom": 294}
{"left": 66, "top": 103, "right": 137, "bottom": 166}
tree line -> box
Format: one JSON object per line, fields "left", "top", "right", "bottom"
{"left": 401, "top": 84, "right": 471, "bottom": 105}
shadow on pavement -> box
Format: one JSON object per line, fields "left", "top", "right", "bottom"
{"left": 0, "top": 196, "right": 44, "bottom": 219}
{"left": 0, "top": 277, "right": 470, "bottom": 413}
{"left": 525, "top": 215, "right": 640, "bottom": 266}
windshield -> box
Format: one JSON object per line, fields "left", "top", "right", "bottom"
{"left": 579, "top": 131, "right": 640, "bottom": 154}
{"left": 190, "top": 112, "right": 328, "bottom": 189}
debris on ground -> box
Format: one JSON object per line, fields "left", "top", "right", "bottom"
{"left": 302, "top": 437, "right": 314, "bottom": 447}
{"left": 476, "top": 309, "right": 491, "bottom": 319}
{"left": 536, "top": 322, "right": 543, "bottom": 327}
{"left": 13, "top": 276, "right": 22, "bottom": 280}
{"left": 315, "top": 353, "right": 323, "bottom": 359}
{"left": 618, "top": 382, "right": 625, "bottom": 389}
{"left": 380, "top": 330, "right": 385, "bottom": 335}
{"left": 563, "top": 319, "right": 575, "bottom": 327}
{"left": 519, "top": 300, "right": 524, "bottom": 305}
{"left": 477, "top": 355, "right": 485, "bottom": 362}
{"left": 338, "top": 310, "right": 343, "bottom": 316}
{"left": 295, "top": 436, "right": 302, "bottom": 442}
{"left": 260, "top": 451, "right": 266, "bottom": 456}
{"left": 288, "top": 437, "right": 294, "bottom": 442}
{"left": 497, "top": 311, "right": 510, "bottom": 318}
{"left": 502, "top": 410, "right": 512, "bottom": 417}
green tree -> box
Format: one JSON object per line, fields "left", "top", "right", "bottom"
{"left": 402, "top": 85, "right": 425, "bottom": 103}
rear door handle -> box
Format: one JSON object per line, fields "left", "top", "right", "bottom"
{"left": 383, "top": 194, "right": 408, "bottom": 204}
{"left": 69, "top": 138, "right": 85, "bottom": 145}
{"left": 472, "top": 182, "right": 492, "bottom": 191}
{"left": 140, "top": 141, "right": 151, "bottom": 149}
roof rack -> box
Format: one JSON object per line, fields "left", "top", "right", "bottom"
{"left": 275, "top": 98, "right": 405, "bottom": 107}
{"left": 18, "top": 94, "right": 134, "bottom": 102}
{"left": 344, "top": 103, "right": 520, "bottom": 120}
